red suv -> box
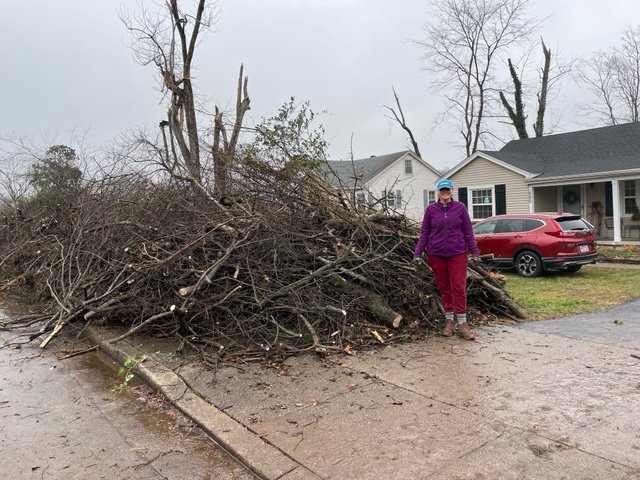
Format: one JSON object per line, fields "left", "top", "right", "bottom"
{"left": 473, "top": 213, "right": 597, "bottom": 277}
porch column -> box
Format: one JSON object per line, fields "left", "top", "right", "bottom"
{"left": 612, "top": 180, "right": 622, "bottom": 242}
{"left": 528, "top": 185, "right": 534, "bottom": 213}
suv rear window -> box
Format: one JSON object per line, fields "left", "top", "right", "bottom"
{"left": 555, "top": 217, "right": 592, "bottom": 231}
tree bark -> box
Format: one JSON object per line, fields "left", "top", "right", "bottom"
{"left": 213, "top": 64, "right": 251, "bottom": 198}
{"left": 500, "top": 58, "right": 529, "bottom": 139}
{"left": 533, "top": 39, "right": 551, "bottom": 137}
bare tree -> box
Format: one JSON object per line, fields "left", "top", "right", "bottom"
{"left": 417, "top": 0, "right": 540, "bottom": 156}
{"left": 122, "top": 0, "right": 250, "bottom": 198}
{"left": 384, "top": 87, "right": 422, "bottom": 158}
{"left": 576, "top": 25, "right": 640, "bottom": 125}
{"left": 122, "top": 0, "right": 212, "bottom": 183}
{"left": 0, "top": 162, "right": 30, "bottom": 224}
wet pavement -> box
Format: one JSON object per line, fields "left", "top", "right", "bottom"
{"left": 84, "top": 297, "right": 640, "bottom": 480}
{"left": 3, "top": 288, "right": 640, "bottom": 480}
{"left": 0, "top": 328, "right": 256, "bottom": 479}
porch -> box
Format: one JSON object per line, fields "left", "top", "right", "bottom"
{"left": 530, "top": 178, "right": 640, "bottom": 245}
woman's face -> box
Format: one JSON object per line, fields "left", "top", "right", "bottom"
{"left": 438, "top": 187, "right": 453, "bottom": 203}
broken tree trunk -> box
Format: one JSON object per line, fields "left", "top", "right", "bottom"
{"left": 329, "top": 274, "right": 403, "bottom": 328}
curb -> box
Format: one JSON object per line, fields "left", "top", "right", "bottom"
{"left": 85, "top": 326, "right": 321, "bottom": 480}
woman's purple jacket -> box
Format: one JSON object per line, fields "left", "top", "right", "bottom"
{"left": 413, "top": 200, "right": 480, "bottom": 258}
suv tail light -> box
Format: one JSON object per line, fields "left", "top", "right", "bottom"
{"left": 545, "top": 231, "right": 576, "bottom": 238}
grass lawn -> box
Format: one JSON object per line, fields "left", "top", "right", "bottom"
{"left": 504, "top": 265, "right": 640, "bottom": 320}
{"left": 597, "top": 245, "right": 640, "bottom": 259}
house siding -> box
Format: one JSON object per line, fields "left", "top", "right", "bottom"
{"left": 448, "top": 157, "right": 529, "bottom": 219}
{"left": 367, "top": 153, "right": 440, "bottom": 221}
{"left": 534, "top": 186, "right": 556, "bottom": 212}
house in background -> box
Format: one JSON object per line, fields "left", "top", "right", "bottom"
{"left": 444, "top": 122, "right": 640, "bottom": 243}
{"left": 324, "top": 150, "right": 441, "bottom": 221}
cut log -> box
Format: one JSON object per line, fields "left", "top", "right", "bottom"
{"left": 329, "top": 274, "right": 403, "bottom": 327}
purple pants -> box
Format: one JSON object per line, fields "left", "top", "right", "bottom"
{"left": 428, "top": 253, "right": 468, "bottom": 314}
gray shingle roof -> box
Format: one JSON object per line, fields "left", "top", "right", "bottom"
{"left": 322, "top": 151, "right": 411, "bottom": 187}
{"left": 480, "top": 122, "right": 640, "bottom": 178}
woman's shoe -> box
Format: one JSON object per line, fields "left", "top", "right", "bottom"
{"left": 457, "top": 322, "right": 475, "bottom": 341}
{"left": 442, "top": 319, "right": 455, "bottom": 337}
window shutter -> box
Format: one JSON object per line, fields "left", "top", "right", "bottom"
{"left": 396, "top": 190, "right": 402, "bottom": 207}
{"left": 458, "top": 187, "right": 468, "bottom": 207}
{"left": 495, "top": 184, "right": 506, "bottom": 215}
{"left": 605, "top": 181, "right": 613, "bottom": 217}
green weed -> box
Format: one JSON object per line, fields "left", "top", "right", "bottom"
{"left": 112, "top": 353, "right": 148, "bottom": 392}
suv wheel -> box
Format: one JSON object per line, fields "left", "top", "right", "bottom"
{"left": 515, "top": 250, "right": 543, "bottom": 277}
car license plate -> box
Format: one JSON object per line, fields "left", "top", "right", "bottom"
{"left": 579, "top": 245, "right": 589, "bottom": 253}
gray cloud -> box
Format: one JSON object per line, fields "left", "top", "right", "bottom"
{"left": 1, "top": 0, "right": 639, "bottom": 171}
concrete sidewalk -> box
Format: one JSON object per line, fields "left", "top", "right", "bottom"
{"left": 88, "top": 311, "right": 640, "bottom": 479}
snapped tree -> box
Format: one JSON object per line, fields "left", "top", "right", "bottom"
{"left": 122, "top": 0, "right": 249, "bottom": 198}
{"left": 499, "top": 38, "right": 572, "bottom": 138}
{"left": 384, "top": 87, "right": 422, "bottom": 158}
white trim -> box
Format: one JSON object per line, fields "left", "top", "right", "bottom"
{"left": 467, "top": 184, "right": 496, "bottom": 221}
{"left": 525, "top": 168, "right": 640, "bottom": 185}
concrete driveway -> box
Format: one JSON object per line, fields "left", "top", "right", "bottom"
{"left": 88, "top": 298, "right": 640, "bottom": 479}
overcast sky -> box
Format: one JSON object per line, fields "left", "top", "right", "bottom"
{"left": 2, "top": 0, "right": 639, "bottom": 171}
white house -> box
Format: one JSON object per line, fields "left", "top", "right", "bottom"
{"left": 323, "top": 151, "right": 442, "bottom": 221}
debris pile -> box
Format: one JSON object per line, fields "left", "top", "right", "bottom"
{"left": 0, "top": 164, "right": 525, "bottom": 358}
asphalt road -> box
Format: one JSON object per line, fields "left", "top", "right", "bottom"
{"left": 518, "top": 297, "right": 640, "bottom": 350}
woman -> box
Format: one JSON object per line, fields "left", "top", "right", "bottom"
{"left": 413, "top": 178, "right": 479, "bottom": 340}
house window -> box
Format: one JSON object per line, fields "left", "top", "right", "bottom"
{"left": 384, "top": 190, "right": 403, "bottom": 209}
{"left": 404, "top": 159, "right": 413, "bottom": 174}
{"left": 470, "top": 188, "right": 494, "bottom": 219}
{"left": 423, "top": 189, "right": 436, "bottom": 207}
{"left": 623, "top": 180, "right": 637, "bottom": 215}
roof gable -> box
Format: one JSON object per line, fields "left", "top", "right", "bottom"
{"left": 324, "top": 151, "right": 439, "bottom": 186}
{"left": 444, "top": 151, "right": 536, "bottom": 179}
